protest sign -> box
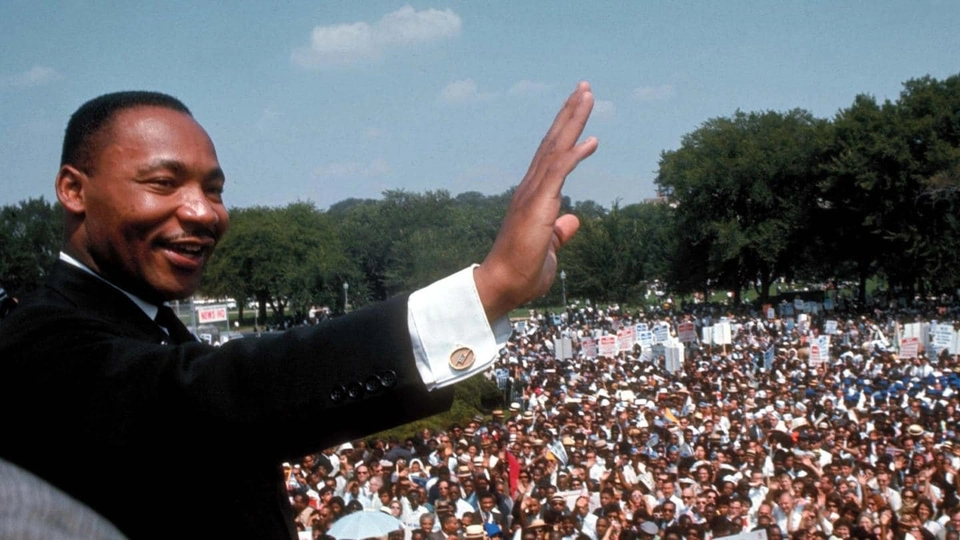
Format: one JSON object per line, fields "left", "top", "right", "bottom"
{"left": 677, "top": 322, "right": 697, "bottom": 343}
{"left": 653, "top": 323, "right": 670, "bottom": 344}
{"left": 900, "top": 337, "right": 920, "bottom": 360}
{"left": 617, "top": 327, "right": 636, "bottom": 352}
{"left": 581, "top": 337, "right": 598, "bottom": 358}
{"left": 598, "top": 335, "right": 618, "bottom": 358}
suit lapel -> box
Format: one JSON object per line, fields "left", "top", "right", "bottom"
{"left": 45, "top": 261, "right": 169, "bottom": 343}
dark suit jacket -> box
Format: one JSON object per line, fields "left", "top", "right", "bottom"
{"left": 0, "top": 261, "right": 454, "bottom": 539}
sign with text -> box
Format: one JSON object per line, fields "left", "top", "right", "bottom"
{"left": 598, "top": 335, "right": 618, "bottom": 358}
{"left": 581, "top": 337, "right": 598, "bottom": 358}
{"left": 653, "top": 323, "right": 671, "bottom": 343}
{"left": 932, "top": 324, "right": 958, "bottom": 355}
{"left": 617, "top": 326, "right": 636, "bottom": 352}
{"left": 196, "top": 305, "right": 228, "bottom": 324}
{"left": 638, "top": 331, "right": 655, "bottom": 348}
{"left": 900, "top": 337, "right": 920, "bottom": 360}
{"left": 677, "top": 322, "right": 698, "bottom": 343}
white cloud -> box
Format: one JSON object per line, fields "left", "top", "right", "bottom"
{"left": 363, "top": 127, "right": 387, "bottom": 140}
{"left": 4, "top": 66, "right": 61, "bottom": 87}
{"left": 292, "top": 5, "right": 461, "bottom": 69}
{"left": 592, "top": 99, "right": 615, "bottom": 120}
{"left": 377, "top": 5, "right": 461, "bottom": 46}
{"left": 507, "top": 80, "right": 551, "bottom": 97}
{"left": 439, "top": 79, "right": 495, "bottom": 104}
{"left": 631, "top": 84, "right": 675, "bottom": 102}
{"left": 312, "top": 158, "right": 390, "bottom": 180}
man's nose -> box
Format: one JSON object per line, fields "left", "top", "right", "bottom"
{"left": 178, "top": 184, "right": 222, "bottom": 230}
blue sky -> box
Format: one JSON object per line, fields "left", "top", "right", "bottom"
{"left": 2, "top": 1, "right": 958, "bottom": 210}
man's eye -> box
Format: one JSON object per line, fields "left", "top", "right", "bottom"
{"left": 149, "top": 178, "right": 176, "bottom": 188}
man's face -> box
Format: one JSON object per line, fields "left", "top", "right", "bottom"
{"left": 757, "top": 504, "right": 772, "bottom": 526}
{"left": 727, "top": 500, "right": 742, "bottom": 518}
{"left": 877, "top": 472, "right": 889, "bottom": 489}
{"left": 68, "top": 106, "right": 228, "bottom": 302}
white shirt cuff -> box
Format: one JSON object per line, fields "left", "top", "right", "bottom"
{"left": 407, "top": 265, "right": 512, "bottom": 390}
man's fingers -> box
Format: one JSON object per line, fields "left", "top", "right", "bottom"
{"left": 553, "top": 214, "right": 581, "bottom": 249}
{"left": 526, "top": 82, "right": 593, "bottom": 182}
{"left": 539, "top": 136, "right": 599, "bottom": 198}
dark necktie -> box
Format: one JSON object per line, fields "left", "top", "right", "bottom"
{"left": 155, "top": 305, "right": 196, "bottom": 344}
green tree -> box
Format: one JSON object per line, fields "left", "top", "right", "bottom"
{"left": 656, "top": 109, "right": 827, "bottom": 303}
{"left": 562, "top": 201, "right": 674, "bottom": 304}
{"left": 202, "top": 202, "right": 351, "bottom": 323}
{"left": 821, "top": 74, "right": 960, "bottom": 301}
{"left": 0, "top": 197, "right": 63, "bottom": 297}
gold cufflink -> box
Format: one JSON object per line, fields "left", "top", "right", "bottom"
{"left": 449, "top": 347, "right": 476, "bottom": 371}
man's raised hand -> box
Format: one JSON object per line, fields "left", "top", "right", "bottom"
{"left": 474, "top": 81, "right": 598, "bottom": 321}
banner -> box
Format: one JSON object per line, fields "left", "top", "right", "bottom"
{"left": 825, "top": 320, "right": 838, "bottom": 335}
{"left": 554, "top": 337, "right": 573, "bottom": 360}
{"left": 638, "top": 331, "right": 655, "bottom": 349}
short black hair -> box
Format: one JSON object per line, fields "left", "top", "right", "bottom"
{"left": 61, "top": 91, "right": 191, "bottom": 172}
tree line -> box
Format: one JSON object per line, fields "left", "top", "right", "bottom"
{"left": 2, "top": 74, "right": 958, "bottom": 321}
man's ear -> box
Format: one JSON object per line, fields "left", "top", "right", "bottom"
{"left": 55, "top": 165, "right": 87, "bottom": 216}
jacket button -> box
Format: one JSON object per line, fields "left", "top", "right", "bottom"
{"left": 330, "top": 384, "right": 346, "bottom": 403}
{"left": 365, "top": 376, "right": 382, "bottom": 393}
{"left": 379, "top": 370, "right": 398, "bottom": 388}
{"left": 347, "top": 382, "right": 364, "bottom": 400}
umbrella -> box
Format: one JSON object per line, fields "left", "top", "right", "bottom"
{"left": 327, "top": 510, "right": 402, "bottom": 540}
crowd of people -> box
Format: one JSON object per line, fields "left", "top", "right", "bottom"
{"left": 285, "top": 297, "right": 960, "bottom": 540}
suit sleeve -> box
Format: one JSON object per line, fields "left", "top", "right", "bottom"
{"left": 11, "top": 295, "right": 452, "bottom": 462}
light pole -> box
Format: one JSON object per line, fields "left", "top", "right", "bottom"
{"left": 343, "top": 281, "right": 349, "bottom": 313}
{"left": 560, "top": 270, "right": 567, "bottom": 308}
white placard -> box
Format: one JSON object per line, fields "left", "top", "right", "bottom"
{"left": 598, "top": 335, "right": 618, "bottom": 358}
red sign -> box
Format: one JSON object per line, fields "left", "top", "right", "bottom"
{"left": 197, "top": 305, "right": 228, "bottom": 324}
